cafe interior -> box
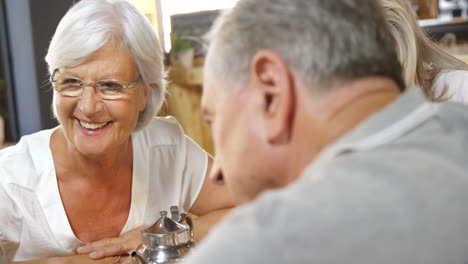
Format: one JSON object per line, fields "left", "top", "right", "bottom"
{"left": 0, "top": 0, "right": 468, "bottom": 263}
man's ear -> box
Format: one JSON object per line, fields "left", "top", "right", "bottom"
{"left": 250, "top": 50, "right": 295, "bottom": 145}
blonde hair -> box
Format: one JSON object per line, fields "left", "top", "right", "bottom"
{"left": 382, "top": 0, "right": 468, "bottom": 101}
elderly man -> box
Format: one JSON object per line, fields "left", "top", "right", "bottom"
{"left": 185, "top": 0, "right": 468, "bottom": 263}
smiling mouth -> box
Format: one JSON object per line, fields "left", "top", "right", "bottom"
{"left": 79, "top": 120, "right": 112, "bottom": 130}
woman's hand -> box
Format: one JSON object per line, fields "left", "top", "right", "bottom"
{"left": 11, "top": 254, "right": 132, "bottom": 264}
{"left": 76, "top": 228, "right": 142, "bottom": 260}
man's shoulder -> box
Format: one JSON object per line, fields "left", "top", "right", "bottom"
{"left": 303, "top": 127, "right": 468, "bottom": 188}
{"left": 316, "top": 100, "right": 468, "bottom": 179}
{"left": 294, "top": 130, "right": 468, "bottom": 232}
{"left": 436, "top": 99, "right": 468, "bottom": 124}
{"left": 217, "top": 146, "right": 468, "bottom": 262}
{"left": 192, "top": 143, "right": 468, "bottom": 263}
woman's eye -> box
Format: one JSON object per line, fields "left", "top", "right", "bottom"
{"left": 100, "top": 81, "right": 124, "bottom": 91}
{"left": 61, "top": 78, "right": 81, "bottom": 86}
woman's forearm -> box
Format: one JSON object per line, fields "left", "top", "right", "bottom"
{"left": 191, "top": 208, "right": 232, "bottom": 241}
{"left": 11, "top": 254, "right": 129, "bottom": 264}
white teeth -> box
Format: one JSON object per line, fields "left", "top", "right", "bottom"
{"left": 79, "top": 120, "right": 109, "bottom": 130}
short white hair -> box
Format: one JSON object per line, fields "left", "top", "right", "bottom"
{"left": 45, "top": 0, "right": 166, "bottom": 130}
{"left": 205, "top": 0, "right": 404, "bottom": 96}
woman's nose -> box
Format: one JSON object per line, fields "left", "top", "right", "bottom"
{"left": 77, "top": 86, "right": 104, "bottom": 116}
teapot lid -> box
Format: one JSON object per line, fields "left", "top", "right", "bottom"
{"left": 144, "top": 211, "right": 188, "bottom": 234}
{"left": 141, "top": 210, "right": 193, "bottom": 248}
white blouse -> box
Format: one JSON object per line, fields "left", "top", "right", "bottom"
{"left": 432, "top": 70, "right": 468, "bottom": 104}
{"left": 0, "top": 116, "right": 208, "bottom": 261}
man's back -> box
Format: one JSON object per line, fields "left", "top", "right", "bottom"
{"left": 187, "top": 90, "right": 468, "bottom": 263}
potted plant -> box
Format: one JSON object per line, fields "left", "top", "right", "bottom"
{"left": 171, "top": 33, "right": 194, "bottom": 68}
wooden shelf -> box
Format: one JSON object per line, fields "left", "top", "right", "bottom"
{"left": 421, "top": 17, "right": 468, "bottom": 41}
{"left": 160, "top": 65, "right": 213, "bottom": 154}
{"left": 169, "top": 65, "right": 203, "bottom": 86}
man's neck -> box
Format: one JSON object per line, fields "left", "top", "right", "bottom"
{"left": 289, "top": 77, "right": 401, "bottom": 180}
{"left": 319, "top": 78, "right": 401, "bottom": 144}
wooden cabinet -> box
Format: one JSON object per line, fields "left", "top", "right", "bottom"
{"left": 417, "top": 0, "right": 439, "bottom": 19}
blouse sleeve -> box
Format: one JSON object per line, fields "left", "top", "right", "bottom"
{"left": 178, "top": 134, "right": 208, "bottom": 212}
{"left": 0, "top": 180, "right": 22, "bottom": 261}
{"left": 135, "top": 117, "right": 209, "bottom": 224}
{"left": 432, "top": 70, "right": 468, "bottom": 104}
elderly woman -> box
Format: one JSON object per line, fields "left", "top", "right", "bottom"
{"left": 0, "top": 0, "right": 232, "bottom": 263}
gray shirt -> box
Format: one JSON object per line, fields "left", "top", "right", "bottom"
{"left": 185, "top": 89, "right": 468, "bottom": 264}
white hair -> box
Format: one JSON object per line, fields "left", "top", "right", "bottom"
{"left": 45, "top": 0, "right": 166, "bottom": 130}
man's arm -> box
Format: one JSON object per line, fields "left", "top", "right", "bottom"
{"left": 185, "top": 202, "right": 271, "bottom": 264}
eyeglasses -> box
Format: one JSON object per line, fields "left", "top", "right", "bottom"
{"left": 50, "top": 69, "right": 141, "bottom": 100}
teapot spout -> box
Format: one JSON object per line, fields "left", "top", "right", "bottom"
{"left": 131, "top": 251, "right": 147, "bottom": 264}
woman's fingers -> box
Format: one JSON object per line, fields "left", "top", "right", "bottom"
{"left": 76, "top": 229, "right": 142, "bottom": 259}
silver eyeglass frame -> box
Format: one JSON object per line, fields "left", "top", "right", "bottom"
{"left": 50, "top": 69, "right": 142, "bottom": 99}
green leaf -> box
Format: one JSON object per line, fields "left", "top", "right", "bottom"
{"left": 171, "top": 33, "right": 193, "bottom": 53}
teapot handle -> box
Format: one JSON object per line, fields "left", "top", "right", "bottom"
{"left": 179, "top": 213, "right": 195, "bottom": 241}
{"left": 131, "top": 251, "right": 147, "bottom": 264}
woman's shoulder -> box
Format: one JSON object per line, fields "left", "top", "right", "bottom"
{"left": 133, "top": 116, "right": 186, "bottom": 146}
{"left": 432, "top": 70, "right": 468, "bottom": 103}
{"left": 0, "top": 128, "right": 55, "bottom": 186}
{"left": 0, "top": 128, "right": 54, "bottom": 159}
{"left": 436, "top": 70, "right": 468, "bottom": 80}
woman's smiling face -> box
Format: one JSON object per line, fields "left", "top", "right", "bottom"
{"left": 53, "top": 41, "right": 149, "bottom": 157}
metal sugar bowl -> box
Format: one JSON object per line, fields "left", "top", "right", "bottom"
{"left": 132, "top": 206, "right": 195, "bottom": 264}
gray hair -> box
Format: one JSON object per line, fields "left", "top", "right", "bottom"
{"left": 382, "top": 0, "right": 468, "bottom": 101}
{"left": 205, "top": 0, "right": 404, "bottom": 94}
{"left": 45, "top": 0, "right": 165, "bottom": 131}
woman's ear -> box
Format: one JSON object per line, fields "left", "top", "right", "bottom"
{"left": 250, "top": 50, "right": 296, "bottom": 145}
{"left": 144, "top": 84, "right": 151, "bottom": 97}
{"left": 138, "top": 83, "right": 151, "bottom": 112}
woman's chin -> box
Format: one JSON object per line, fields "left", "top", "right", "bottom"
{"left": 75, "top": 143, "right": 109, "bottom": 157}
{"left": 69, "top": 134, "right": 113, "bottom": 156}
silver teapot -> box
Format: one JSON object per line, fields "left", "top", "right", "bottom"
{"left": 132, "top": 206, "right": 195, "bottom": 264}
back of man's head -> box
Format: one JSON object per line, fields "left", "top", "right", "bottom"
{"left": 206, "top": 0, "right": 405, "bottom": 94}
